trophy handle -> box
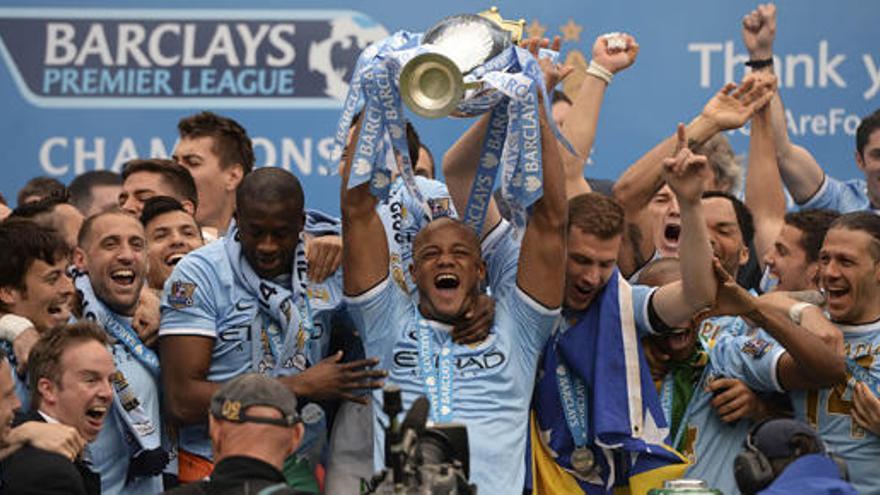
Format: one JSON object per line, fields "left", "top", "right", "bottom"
{"left": 399, "top": 52, "right": 466, "bottom": 119}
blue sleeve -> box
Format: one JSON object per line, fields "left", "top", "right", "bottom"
{"left": 159, "top": 255, "right": 218, "bottom": 339}
{"left": 503, "top": 286, "right": 560, "bottom": 362}
{"left": 709, "top": 332, "right": 785, "bottom": 393}
{"left": 631, "top": 284, "right": 659, "bottom": 338}
{"left": 481, "top": 220, "right": 519, "bottom": 299}
{"left": 305, "top": 208, "right": 342, "bottom": 236}
{"left": 800, "top": 175, "right": 868, "bottom": 213}
{"left": 344, "top": 277, "right": 412, "bottom": 361}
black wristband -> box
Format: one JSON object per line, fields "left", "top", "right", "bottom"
{"left": 745, "top": 58, "right": 774, "bottom": 69}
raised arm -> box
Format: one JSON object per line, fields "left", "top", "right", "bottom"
{"left": 613, "top": 74, "right": 775, "bottom": 212}
{"left": 650, "top": 125, "right": 717, "bottom": 325}
{"left": 563, "top": 33, "right": 639, "bottom": 199}
{"left": 516, "top": 97, "right": 567, "bottom": 308}
{"left": 742, "top": 3, "right": 825, "bottom": 203}
{"left": 341, "top": 118, "right": 389, "bottom": 296}
{"left": 744, "top": 75, "right": 785, "bottom": 265}
{"left": 441, "top": 113, "right": 502, "bottom": 236}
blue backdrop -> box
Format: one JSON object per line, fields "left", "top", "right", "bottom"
{"left": 0, "top": 0, "right": 877, "bottom": 214}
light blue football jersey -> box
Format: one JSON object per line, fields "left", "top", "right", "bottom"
{"left": 378, "top": 176, "right": 457, "bottom": 295}
{"left": 789, "top": 319, "right": 880, "bottom": 495}
{"left": 800, "top": 175, "right": 872, "bottom": 213}
{"left": 89, "top": 340, "right": 163, "bottom": 495}
{"left": 159, "top": 236, "right": 344, "bottom": 460}
{"left": 662, "top": 331, "right": 785, "bottom": 495}
{"left": 345, "top": 226, "right": 558, "bottom": 495}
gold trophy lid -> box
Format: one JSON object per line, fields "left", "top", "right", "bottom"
{"left": 478, "top": 6, "right": 525, "bottom": 45}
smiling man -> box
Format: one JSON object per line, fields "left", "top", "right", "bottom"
{"left": 119, "top": 159, "right": 198, "bottom": 219}
{"left": 802, "top": 215, "right": 880, "bottom": 492}
{"left": 75, "top": 210, "right": 169, "bottom": 494}
{"left": 140, "top": 197, "right": 204, "bottom": 293}
{"left": 172, "top": 112, "right": 252, "bottom": 238}
{"left": 0, "top": 220, "right": 74, "bottom": 407}
{"left": 159, "top": 168, "right": 383, "bottom": 488}
{"left": 341, "top": 95, "right": 568, "bottom": 494}
{"left": 2, "top": 322, "right": 113, "bottom": 495}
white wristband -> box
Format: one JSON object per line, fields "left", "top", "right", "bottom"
{"left": 586, "top": 60, "right": 613, "bottom": 85}
{"left": 0, "top": 314, "right": 35, "bottom": 342}
{"left": 788, "top": 302, "right": 814, "bottom": 325}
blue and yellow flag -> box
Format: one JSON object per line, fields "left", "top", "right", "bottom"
{"left": 528, "top": 269, "right": 687, "bottom": 494}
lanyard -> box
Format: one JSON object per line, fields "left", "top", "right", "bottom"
{"left": 417, "top": 319, "right": 455, "bottom": 422}
{"left": 555, "top": 339, "right": 589, "bottom": 448}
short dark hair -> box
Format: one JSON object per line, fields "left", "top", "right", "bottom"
{"left": 68, "top": 171, "right": 121, "bottom": 215}
{"left": 17, "top": 177, "right": 67, "bottom": 207}
{"left": 236, "top": 168, "right": 304, "bottom": 217}
{"left": 121, "top": 159, "right": 199, "bottom": 211}
{"left": 178, "top": 111, "right": 255, "bottom": 175}
{"left": 140, "top": 196, "right": 189, "bottom": 228}
{"left": 568, "top": 192, "right": 625, "bottom": 239}
{"left": 783, "top": 209, "right": 841, "bottom": 263}
{"left": 28, "top": 321, "right": 109, "bottom": 408}
{"left": 9, "top": 195, "right": 67, "bottom": 221}
{"left": 829, "top": 211, "right": 880, "bottom": 260}
{"left": 857, "top": 108, "right": 880, "bottom": 157}
{"left": 412, "top": 217, "right": 481, "bottom": 260}
{"left": 0, "top": 219, "right": 70, "bottom": 310}
{"left": 702, "top": 191, "right": 755, "bottom": 246}
{"left": 77, "top": 208, "right": 137, "bottom": 249}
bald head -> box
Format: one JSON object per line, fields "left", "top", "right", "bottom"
{"left": 412, "top": 217, "right": 480, "bottom": 258}
{"left": 236, "top": 168, "right": 304, "bottom": 215}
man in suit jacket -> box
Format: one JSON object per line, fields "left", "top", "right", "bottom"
{"left": 1, "top": 322, "right": 115, "bottom": 495}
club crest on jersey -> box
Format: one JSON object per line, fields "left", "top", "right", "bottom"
{"left": 741, "top": 338, "right": 772, "bottom": 359}
{"left": 427, "top": 197, "right": 454, "bottom": 219}
{"left": 168, "top": 281, "right": 196, "bottom": 308}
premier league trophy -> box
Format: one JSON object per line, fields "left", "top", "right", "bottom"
{"left": 398, "top": 7, "right": 525, "bottom": 119}
{"left": 334, "top": 7, "right": 571, "bottom": 236}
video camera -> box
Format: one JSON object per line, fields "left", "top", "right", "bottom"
{"left": 364, "top": 386, "right": 476, "bottom": 495}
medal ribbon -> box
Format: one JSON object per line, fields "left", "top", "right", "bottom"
{"left": 417, "top": 319, "right": 455, "bottom": 422}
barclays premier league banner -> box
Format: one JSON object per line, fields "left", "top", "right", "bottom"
{"left": 0, "top": 0, "right": 877, "bottom": 214}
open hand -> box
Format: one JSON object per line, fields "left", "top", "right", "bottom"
{"left": 305, "top": 234, "right": 343, "bottom": 283}
{"left": 853, "top": 382, "right": 880, "bottom": 435}
{"left": 591, "top": 32, "right": 639, "bottom": 74}
{"left": 521, "top": 36, "right": 574, "bottom": 92}
{"left": 701, "top": 73, "right": 776, "bottom": 131}
{"left": 6, "top": 422, "right": 85, "bottom": 461}
{"left": 296, "top": 351, "right": 386, "bottom": 405}
{"left": 742, "top": 3, "right": 777, "bottom": 60}
{"left": 452, "top": 294, "right": 495, "bottom": 345}
{"left": 696, "top": 259, "right": 757, "bottom": 321}
{"left": 662, "top": 124, "right": 710, "bottom": 204}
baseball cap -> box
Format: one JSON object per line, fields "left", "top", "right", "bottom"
{"left": 210, "top": 373, "right": 300, "bottom": 427}
{"left": 751, "top": 418, "right": 824, "bottom": 459}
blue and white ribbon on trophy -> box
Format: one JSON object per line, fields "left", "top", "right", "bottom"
{"left": 334, "top": 29, "right": 574, "bottom": 236}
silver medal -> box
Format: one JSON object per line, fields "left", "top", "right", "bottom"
{"left": 570, "top": 446, "right": 595, "bottom": 475}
